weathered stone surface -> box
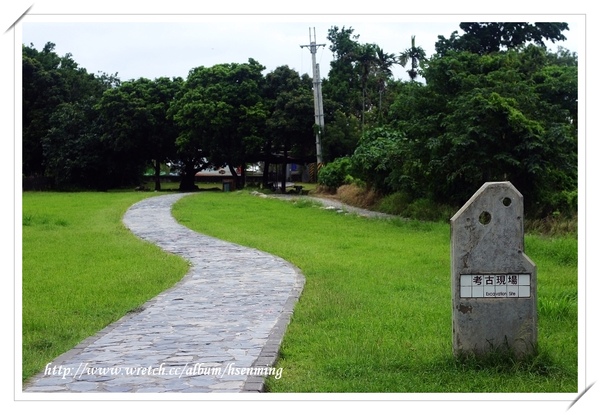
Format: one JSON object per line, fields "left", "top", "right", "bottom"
{"left": 451, "top": 182, "right": 537, "bottom": 358}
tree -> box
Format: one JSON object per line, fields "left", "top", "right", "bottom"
{"left": 355, "top": 42, "right": 378, "bottom": 131}
{"left": 324, "top": 26, "right": 363, "bottom": 119}
{"left": 22, "top": 42, "right": 109, "bottom": 181}
{"left": 373, "top": 46, "right": 397, "bottom": 123}
{"left": 398, "top": 35, "right": 427, "bottom": 81}
{"left": 94, "top": 78, "right": 157, "bottom": 187}
{"left": 169, "top": 59, "right": 267, "bottom": 190}
{"left": 350, "top": 126, "right": 408, "bottom": 192}
{"left": 42, "top": 99, "right": 108, "bottom": 189}
{"left": 325, "top": 26, "right": 398, "bottom": 133}
{"left": 321, "top": 109, "right": 361, "bottom": 161}
{"left": 22, "top": 45, "right": 56, "bottom": 179}
{"left": 22, "top": 42, "right": 117, "bottom": 189}
{"left": 435, "top": 22, "right": 570, "bottom": 55}
{"left": 384, "top": 44, "right": 577, "bottom": 214}
{"left": 263, "top": 66, "right": 314, "bottom": 191}
{"left": 143, "top": 77, "right": 183, "bottom": 190}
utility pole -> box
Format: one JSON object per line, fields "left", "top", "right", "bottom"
{"left": 301, "top": 27, "right": 326, "bottom": 167}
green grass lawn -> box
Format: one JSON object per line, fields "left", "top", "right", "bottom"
{"left": 21, "top": 190, "right": 578, "bottom": 393}
{"left": 21, "top": 191, "right": 189, "bottom": 383}
{"left": 171, "top": 191, "right": 578, "bottom": 393}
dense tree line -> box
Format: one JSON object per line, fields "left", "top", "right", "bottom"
{"left": 22, "top": 44, "right": 315, "bottom": 191}
{"left": 22, "top": 22, "right": 577, "bottom": 218}
{"left": 320, "top": 22, "right": 577, "bottom": 217}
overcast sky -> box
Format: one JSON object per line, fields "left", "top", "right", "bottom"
{"left": 20, "top": 15, "right": 583, "bottom": 83}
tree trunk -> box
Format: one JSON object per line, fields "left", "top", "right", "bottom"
{"left": 179, "top": 163, "right": 198, "bottom": 191}
{"left": 154, "top": 159, "right": 161, "bottom": 191}
{"left": 240, "top": 163, "right": 246, "bottom": 189}
{"left": 262, "top": 142, "right": 272, "bottom": 189}
{"left": 378, "top": 88, "right": 383, "bottom": 125}
{"left": 362, "top": 86, "right": 366, "bottom": 133}
{"left": 228, "top": 164, "right": 241, "bottom": 190}
{"left": 281, "top": 150, "right": 288, "bottom": 193}
{"left": 262, "top": 161, "right": 270, "bottom": 189}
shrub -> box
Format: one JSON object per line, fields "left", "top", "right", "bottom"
{"left": 549, "top": 189, "right": 578, "bottom": 217}
{"left": 318, "top": 157, "right": 353, "bottom": 189}
{"left": 350, "top": 127, "right": 407, "bottom": 193}
{"left": 377, "top": 192, "right": 455, "bottom": 222}
{"left": 405, "top": 198, "right": 455, "bottom": 222}
{"left": 376, "top": 192, "right": 412, "bottom": 216}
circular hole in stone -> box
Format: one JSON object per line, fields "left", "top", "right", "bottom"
{"left": 479, "top": 211, "right": 492, "bottom": 225}
{"left": 502, "top": 197, "right": 512, "bottom": 206}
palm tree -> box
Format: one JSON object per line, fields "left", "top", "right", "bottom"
{"left": 355, "top": 43, "right": 377, "bottom": 132}
{"left": 373, "top": 46, "right": 397, "bottom": 123}
{"left": 398, "top": 35, "right": 427, "bottom": 81}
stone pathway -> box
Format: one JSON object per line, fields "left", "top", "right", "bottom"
{"left": 22, "top": 193, "right": 304, "bottom": 393}
{"left": 267, "top": 193, "right": 397, "bottom": 220}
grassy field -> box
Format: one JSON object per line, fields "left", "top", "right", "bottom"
{"left": 21, "top": 191, "right": 189, "bottom": 383}
{"left": 172, "top": 191, "right": 578, "bottom": 393}
{"left": 21, "top": 190, "right": 578, "bottom": 392}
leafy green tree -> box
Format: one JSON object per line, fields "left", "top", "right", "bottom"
{"left": 350, "top": 126, "right": 409, "bottom": 193}
{"left": 143, "top": 77, "right": 183, "bottom": 190}
{"left": 94, "top": 78, "right": 156, "bottom": 187}
{"left": 169, "top": 59, "right": 267, "bottom": 190}
{"left": 386, "top": 43, "right": 577, "bottom": 214}
{"left": 321, "top": 109, "right": 361, "bottom": 161}
{"left": 22, "top": 42, "right": 118, "bottom": 189}
{"left": 22, "top": 45, "right": 56, "bottom": 179}
{"left": 42, "top": 99, "right": 108, "bottom": 189}
{"left": 94, "top": 76, "right": 184, "bottom": 190}
{"left": 435, "top": 22, "right": 569, "bottom": 55}
{"left": 263, "top": 66, "right": 314, "bottom": 191}
{"left": 324, "top": 26, "right": 363, "bottom": 120}
{"left": 325, "top": 26, "right": 397, "bottom": 134}
{"left": 22, "top": 42, "right": 109, "bottom": 181}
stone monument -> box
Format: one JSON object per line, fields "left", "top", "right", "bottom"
{"left": 451, "top": 182, "right": 537, "bottom": 358}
